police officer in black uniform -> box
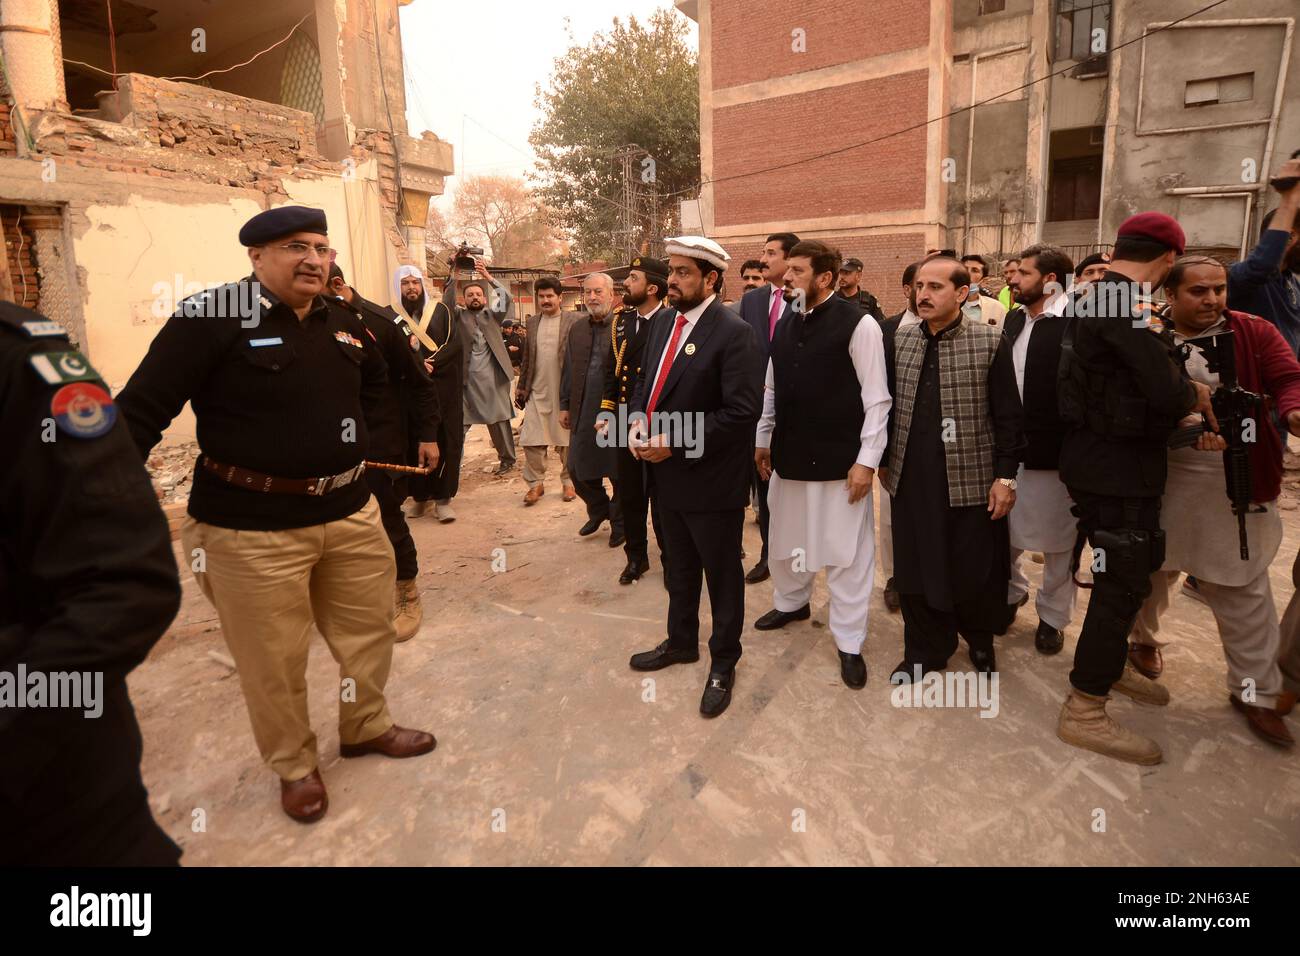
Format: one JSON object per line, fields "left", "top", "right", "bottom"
{"left": 1, "top": 301, "right": 181, "bottom": 865}
{"left": 602, "top": 256, "right": 672, "bottom": 585}
{"left": 117, "top": 206, "right": 436, "bottom": 824}
{"left": 1056, "top": 212, "right": 1218, "bottom": 765}
{"left": 327, "top": 263, "right": 440, "bottom": 642}
{"left": 836, "top": 258, "right": 885, "bottom": 321}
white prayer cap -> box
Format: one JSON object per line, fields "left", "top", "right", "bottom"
{"left": 664, "top": 235, "right": 731, "bottom": 272}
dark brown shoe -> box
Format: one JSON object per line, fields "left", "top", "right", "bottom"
{"left": 1128, "top": 642, "right": 1162, "bottom": 680}
{"left": 280, "top": 769, "right": 328, "bottom": 823}
{"left": 1230, "top": 695, "right": 1295, "bottom": 749}
{"left": 524, "top": 483, "right": 544, "bottom": 506}
{"left": 340, "top": 725, "right": 437, "bottom": 759}
{"left": 1277, "top": 690, "right": 1296, "bottom": 717}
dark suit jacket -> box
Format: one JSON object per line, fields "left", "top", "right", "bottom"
{"left": 630, "top": 298, "right": 761, "bottom": 511}
{"left": 560, "top": 314, "right": 613, "bottom": 418}
{"left": 739, "top": 283, "right": 791, "bottom": 377}
{"left": 1002, "top": 306, "right": 1069, "bottom": 470}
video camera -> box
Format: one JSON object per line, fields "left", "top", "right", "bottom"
{"left": 453, "top": 243, "right": 485, "bottom": 271}
{"left": 1269, "top": 148, "right": 1300, "bottom": 192}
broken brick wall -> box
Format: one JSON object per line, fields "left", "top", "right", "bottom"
{"left": 1, "top": 204, "right": 39, "bottom": 309}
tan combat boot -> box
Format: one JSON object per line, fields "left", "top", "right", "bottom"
{"left": 1057, "top": 689, "right": 1163, "bottom": 765}
{"left": 394, "top": 579, "right": 423, "bottom": 643}
{"left": 1111, "top": 660, "right": 1170, "bottom": 706}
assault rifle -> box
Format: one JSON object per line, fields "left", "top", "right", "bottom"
{"left": 1166, "top": 328, "right": 1263, "bottom": 559}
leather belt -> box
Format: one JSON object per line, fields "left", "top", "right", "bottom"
{"left": 201, "top": 456, "right": 366, "bottom": 496}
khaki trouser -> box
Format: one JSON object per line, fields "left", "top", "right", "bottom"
{"left": 1133, "top": 568, "right": 1285, "bottom": 708}
{"left": 182, "top": 497, "right": 396, "bottom": 781}
{"left": 522, "top": 444, "right": 570, "bottom": 488}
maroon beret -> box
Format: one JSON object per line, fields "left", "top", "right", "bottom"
{"left": 1117, "top": 212, "right": 1185, "bottom": 256}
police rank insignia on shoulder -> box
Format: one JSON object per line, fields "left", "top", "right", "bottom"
{"left": 334, "top": 330, "right": 364, "bottom": 348}
{"left": 21, "top": 320, "right": 65, "bottom": 338}
{"left": 50, "top": 381, "right": 117, "bottom": 439}
{"left": 28, "top": 350, "right": 101, "bottom": 385}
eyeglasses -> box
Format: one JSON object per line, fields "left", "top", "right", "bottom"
{"left": 270, "top": 241, "right": 334, "bottom": 260}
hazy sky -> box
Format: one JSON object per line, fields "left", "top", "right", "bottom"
{"left": 397, "top": 0, "right": 696, "bottom": 213}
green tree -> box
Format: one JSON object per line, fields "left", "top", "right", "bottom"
{"left": 530, "top": 9, "right": 699, "bottom": 263}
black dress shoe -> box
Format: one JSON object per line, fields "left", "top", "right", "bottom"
{"left": 754, "top": 604, "right": 810, "bottom": 630}
{"left": 883, "top": 577, "right": 900, "bottom": 613}
{"left": 608, "top": 529, "right": 626, "bottom": 548}
{"left": 700, "top": 670, "right": 734, "bottom": 717}
{"left": 619, "top": 558, "right": 650, "bottom": 585}
{"left": 1034, "top": 620, "right": 1064, "bottom": 655}
{"left": 839, "top": 651, "right": 867, "bottom": 689}
{"left": 745, "top": 560, "right": 770, "bottom": 584}
{"left": 996, "top": 593, "right": 1029, "bottom": 635}
{"left": 629, "top": 640, "right": 699, "bottom": 671}
{"left": 578, "top": 516, "right": 606, "bottom": 536}
{"left": 890, "top": 660, "right": 927, "bottom": 684}
{"left": 969, "top": 646, "right": 997, "bottom": 675}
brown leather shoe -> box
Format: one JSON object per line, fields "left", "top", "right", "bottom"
{"left": 562, "top": 484, "right": 576, "bottom": 501}
{"left": 524, "top": 483, "right": 544, "bottom": 506}
{"left": 280, "top": 769, "right": 328, "bottom": 823}
{"left": 340, "top": 725, "right": 437, "bottom": 759}
{"left": 1128, "top": 642, "right": 1162, "bottom": 680}
{"left": 1277, "top": 690, "right": 1296, "bottom": 716}
{"left": 1230, "top": 695, "right": 1295, "bottom": 749}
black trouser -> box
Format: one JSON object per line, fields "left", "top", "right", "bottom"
{"left": 899, "top": 592, "right": 995, "bottom": 670}
{"left": 617, "top": 446, "right": 665, "bottom": 564}
{"left": 660, "top": 506, "right": 745, "bottom": 673}
{"left": 753, "top": 466, "right": 770, "bottom": 564}
{"left": 573, "top": 475, "right": 623, "bottom": 534}
{"left": 366, "top": 468, "right": 417, "bottom": 580}
{"left": 1068, "top": 492, "right": 1164, "bottom": 696}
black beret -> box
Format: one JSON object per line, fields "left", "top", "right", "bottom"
{"left": 239, "top": 205, "right": 328, "bottom": 247}
{"left": 628, "top": 256, "right": 669, "bottom": 282}
{"left": 841, "top": 257, "right": 863, "bottom": 271}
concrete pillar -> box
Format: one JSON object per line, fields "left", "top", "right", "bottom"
{"left": 0, "top": 0, "right": 61, "bottom": 111}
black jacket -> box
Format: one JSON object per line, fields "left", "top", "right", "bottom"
{"left": 603, "top": 303, "right": 672, "bottom": 410}
{"left": 1, "top": 301, "right": 181, "bottom": 865}
{"left": 739, "top": 284, "right": 792, "bottom": 380}
{"left": 630, "top": 298, "right": 761, "bottom": 511}
{"left": 839, "top": 287, "right": 885, "bottom": 321}
{"left": 1002, "top": 306, "right": 1068, "bottom": 470}
{"left": 118, "top": 277, "right": 391, "bottom": 530}
{"left": 345, "top": 290, "right": 440, "bottom": 462}
{"left": 1057, "top": 272, "right": 1197, "bottom": 497}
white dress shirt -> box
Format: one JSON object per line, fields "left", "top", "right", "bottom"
{"left": 645, "top": 293, "right": 713, "bottom": 403}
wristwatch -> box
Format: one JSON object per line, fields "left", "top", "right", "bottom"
{"left": 998, "top": 478, "right": 1017, "bottom": 491}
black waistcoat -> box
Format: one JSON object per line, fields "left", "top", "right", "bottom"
{"left": 770, "top": 294, "right": 864, "bottom": 481}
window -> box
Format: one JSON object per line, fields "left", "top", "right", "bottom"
{"left": 1184, "top": 73, "right": 1255, "bottom": 108}
{"left": 979, "top": 0, "right": 1007, "bottom": 14}
{"left": 1056, "top": 0, "right": 1111, "bottom": 62}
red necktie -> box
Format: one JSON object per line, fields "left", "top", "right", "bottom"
{"left": 646, "top": 313, "right": 689, "bottom": 416}
{"left": 768, "top": 288, "right": 782, "bottom": 339}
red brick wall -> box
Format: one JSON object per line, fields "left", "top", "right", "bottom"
{"left": 719, "top": 230, "right": 927, "bottom": 315}
{"left": 711, "top": 0, "right": 931, "bottom": 90}
{"left": 0, "top": 103, "right": 16, "bottom": 158}
{"left": 712, "top": 70, "right": 929, "bottom": 226}
{"left": 2, "top": 206, "right": 40, "bottom": 309}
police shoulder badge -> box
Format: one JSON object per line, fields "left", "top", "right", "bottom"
{"left": 28, "top": 350, "right": 101, "bottom": 385}
{"left": 50, "top": 381, "right": 117, "bottom": 439}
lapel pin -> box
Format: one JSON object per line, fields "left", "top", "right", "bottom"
{"left": 684, "top": 343, "right": 696, "bottom": 356}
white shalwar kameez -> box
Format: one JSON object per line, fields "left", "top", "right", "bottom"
{"left": 757, "top": 315, "right": 892, "bottom": 654}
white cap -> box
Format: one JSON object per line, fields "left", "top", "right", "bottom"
{"left": 664, "top": 235, "right": 731, "bottom": 272}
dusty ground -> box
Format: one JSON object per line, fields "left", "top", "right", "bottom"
{"left": 133, "top": 424, "right": 1300, "bottom": 866}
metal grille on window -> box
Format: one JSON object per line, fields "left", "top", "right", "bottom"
{"left": 280, "top": 29, "right": 325, "bottom": 125}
